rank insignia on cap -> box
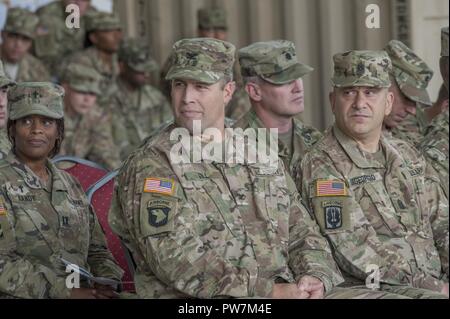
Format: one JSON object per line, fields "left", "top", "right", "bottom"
{"left": 316, "top": 180, "right": 347, "bottom": 197}
{"left": 143, "top": 178, "right": 175, "bottom": 196}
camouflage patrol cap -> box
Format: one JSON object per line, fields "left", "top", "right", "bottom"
{"left": 118, "top": 39, "right": 158, "bottom": 73}
{"left": 332, "top": 50, "right": 392, "bottom": 88}
{"left": 85, "top": 11, "right": 122, "bottom": 33}
{"left": 239, "top": 40, "right": 313, "bottom": 85}
{"left": 165, "top": 38, "right": 235, "bottom": 84}
{"left": 8, "top": 82, "right": 64, "bottom": 120}
{"left": 198, "top": 8, "right": 227, "bottom": 30}
{"left": 0, "top": 60, "right": 15, "bottom": 88}
{"left": 3, "top": 7, "right": 39, "bottom": 39}
{"left": 385, "top": 40, "right": 433, "bottom": 105}
{"left": 442, "top": 27, "right": 449, "bottom": 57}
{"left": 61, "top": 63, "right": 102, "bottom": 95}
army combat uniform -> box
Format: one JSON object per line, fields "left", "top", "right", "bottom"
{"left": 59, "top": 63, "right": 121, "bottom": 170}
{"left": 234, "top": 40, "right": 322, "bottom": 177}
{"left": 34, "top": 0, "right": 98, "bottom": 77}
{"left": 0, "top": 60, "right": 14, "bottom": 160}
{"left": 297, "top": 51, "right": 448, "bottom": 299}
{"left": 109, "top": 38, "right": 345, "bottom": 299}
{"left": 384, "top": 40, "right": 434, "bottom": 147}
{"left": 108, "top": 39, "right": 173, "bottom": 161}
{"left": 0, "top": 8, "right": 50, "bottom": 83}
{"left": 0, "top": 82, "right": 123, "bottom": 299}
{"left": 62, "top": 12, "right": 122, "bottom": 107}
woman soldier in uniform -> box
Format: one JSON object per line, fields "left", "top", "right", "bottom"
{"left": 0, "top": 82, "right": 123, "bottom": 299}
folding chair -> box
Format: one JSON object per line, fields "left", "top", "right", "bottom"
{"left": 86, "top": 170, "right": 136, "bottom": 293}
{"left": 52, "top": 155, "right": 108, "bottom": 192}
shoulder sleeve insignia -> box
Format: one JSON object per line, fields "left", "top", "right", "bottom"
{"left": 143, "top": 178, "right": 175, "bottom": 196}
{"left": 316, "top": 180, "right": 348, "bottom": 197}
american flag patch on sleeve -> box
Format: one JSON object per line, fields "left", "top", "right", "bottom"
{"left": 143, "top": 178, "right": 175, "bottom": 196}
{"left": 316, "top": 180, "right": 347, "bottom": 197}
{"left": 0, "top": 201, "right": 7, "bottom": 216}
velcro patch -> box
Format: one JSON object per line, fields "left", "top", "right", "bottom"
{"left": 316, "top": 180, "right": 347, "bottom": 197}
{"left": 140, "top": 198, "right": 176, "bottom": 237}
{"left": 323, "top": 201, "right": 343, "bottom": 230}
{"left": 0, "top": 200, "right": 7, "bottom": 217}
{"left": 349, "top": 173, "right": 382, "bottom": 187}
{"left": 143, "top": 178, "right": 175, "bottom": 196}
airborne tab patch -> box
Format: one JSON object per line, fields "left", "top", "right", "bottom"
{"left": 316, "top": 180, "right": 347, "bottom": 197}
{"left": 143, "top": 178, "right": 175, "bottom": 196}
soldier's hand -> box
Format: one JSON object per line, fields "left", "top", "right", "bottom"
{"left": 69, "top": 288, "right": 97, "bottom": 299}
{"left": 441, "top": 283, "right": 449, "bottom": 297}
{"left": 297, "top": 276, "right": 325, "bottom": 299}
{"left": 92, "top": 284, "right": 120, "bottom": 299}
{"left": 270, "top": 283, "right": 310, "bottom": 299}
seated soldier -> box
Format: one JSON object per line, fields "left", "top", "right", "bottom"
{"left": 58, "top": 63, "right": 121, "bottom": 170}
{"left": 0, "top": 82, "right": 123, "bottom": 299}
{"left": 297, "top": 50, "right": 448, "bottom": 299}
{"left": 0, "top": 60, "right": 15, "bottom": 160}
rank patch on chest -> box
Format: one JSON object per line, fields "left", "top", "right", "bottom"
{"left": 316, "top": 180, "right": 347, "bottom": 197}
{"left": 143, "top": 178, "right": 175, "bottom": 196}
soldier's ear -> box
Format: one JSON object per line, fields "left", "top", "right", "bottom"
{"left": 329, "top": 90, "right": 336, "bottom": 113}
{"left": 89, "top": 32, "right": 98, "bottom": 46}
{"left": 385, "top": 90, "right": 394, "bottom": 116}
{"left": 246, "top": 82, "right": 262, "bottom": 102}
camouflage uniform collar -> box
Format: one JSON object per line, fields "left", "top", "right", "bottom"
{"left": 332, "top": 125, "right": 385, "bottom": 169}
{"left": 89, "top": 47, "right": 120, "bottom": 77}
{"left": 5, "top": 151, "right": 67, "bottom": 191}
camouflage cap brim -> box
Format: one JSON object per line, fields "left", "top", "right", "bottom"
{"left": 332, "top": 76, "right": 391, "bottom": 88}
{"left": 0, "top": 78, "right": 15, "bottom": 88}
{"left": 9, "top": 104, "right": 63, "bottom": 121}
{"left": 398, "top": 82, "right": 432, "bottom": 106}
{"left": 165, "top": 67, "right": 223, "bottom": 84}
{"left": 128, "top": 60, "right": 159, "bottom": 74}
{"left": 260, "top": 63, "right": 314, "bottom": 85}
{"left": 69, "top": 82, "right": 101, "bottom": 96}
{"left": 3, "top": 29, "right": 34, "bottom": 40}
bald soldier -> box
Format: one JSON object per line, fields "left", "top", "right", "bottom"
{"left": 62, "top": 11, "right": 123, "bottom": 107}
{"left": 383, "top": 40, "right": 433, "bottom": 147}
{"left": 0, "top": 60, "right": 15, "bottom": 160}
{"left": 0, "top": 7, "right": 50, "bottom": 82}
{"left": 234, "top": 40, "right": 322, "bottom": 178}
{"left": 107, "top": 39, "right": 172, "bottom": 161}
{"left": 419, "top": 27, "right": 449, "bottom": 199}
{"left": 297, "top": 50, "right": 448, "bottom": 298}
{"left": 109, "top": 38, "right": 349, "bottom": 299}
{"left": 59, "top": 63, "right": 121, "bottom": 170}
{"left": 35, "top": 0, "right": 98, "bottom": 78}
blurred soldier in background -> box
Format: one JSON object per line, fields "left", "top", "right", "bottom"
{"left": 0, "top": 7, "right": 50, "bottom": 82}
{"left": 0, "top": 60, "right": 15, "bottom": 160}
{"left": 35, "top": 0, "right": 98, "bottom": 78}
{"left": 108, "top": 39, "right": 172, "bottom": 161}
{"left": 383, "top": 40, "right": 433, "bottom": 147}
{"left": 59, "top": 63, "right": 120, "bottom": 170}
{"left": 62, "top": 11, "right": 123, "bottom": 107}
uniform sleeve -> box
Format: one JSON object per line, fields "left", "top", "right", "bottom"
{"left": 88, "top": 109, "right": 121, "bottom": 170}
{"left": 423, "top": 160, "right": 449, "bottom": 279}
{"left": 299, "top": 152, "right": 447, "bottom": 293}
{"left": 0, "top": 192, "right": 71, "bottom": 299}
{"left": 285, "top": 174, "right": 344, "bottom": 293}
{"left": 109, "top": 150, "right": 274, "bottom": 298}
{"left": 86, "top": 204, "right": 124, "bottom": 282}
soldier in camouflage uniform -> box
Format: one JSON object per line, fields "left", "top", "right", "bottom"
{"left": 108, "top": 39, "right": 172, "bottom": 161}
{"left": 419, "top": 27, "right": 449, "bottom": 199}
{"left": 34, "top": 0, "right": 98, "bottom": 78}
{"left": 234, "top": 40, "right": 322, "bottom": 178}
{"left": 0, "top": 82, "right": 123, "bottom": 299}
{"left": 0, "top": 60, "right": 15, "bottom": 160}
{"left": 62, "top": 11, "right": 123, "bottom": 107}
{"left": 58, "top": 63, "right": 121, "bottom": 170}
{"left": 383, "top": 40, "right": 433, "bottom": 147}
{"left": 0, "top": 7, "right": 50, "bottom": 83}
{"left": 159, "top": 7, "right": 251, "bottom": 122}
{"left": 297, "top": 50, "right": 449, "bottom": 299}
{"left": 109, "top": 38, "right": 349, "bottom": 299}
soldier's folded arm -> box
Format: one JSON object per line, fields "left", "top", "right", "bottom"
{"left": 109, "top": 151, "right": 274, "bottom": 298}
{"left": 0, "top": 193, "right": 71, "bottom": 299}
{"left": 298, "top": 153, "right": 448, "bottom": 292}
{"left": 285, "top": 174, "right": 344, "bottom": 293}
